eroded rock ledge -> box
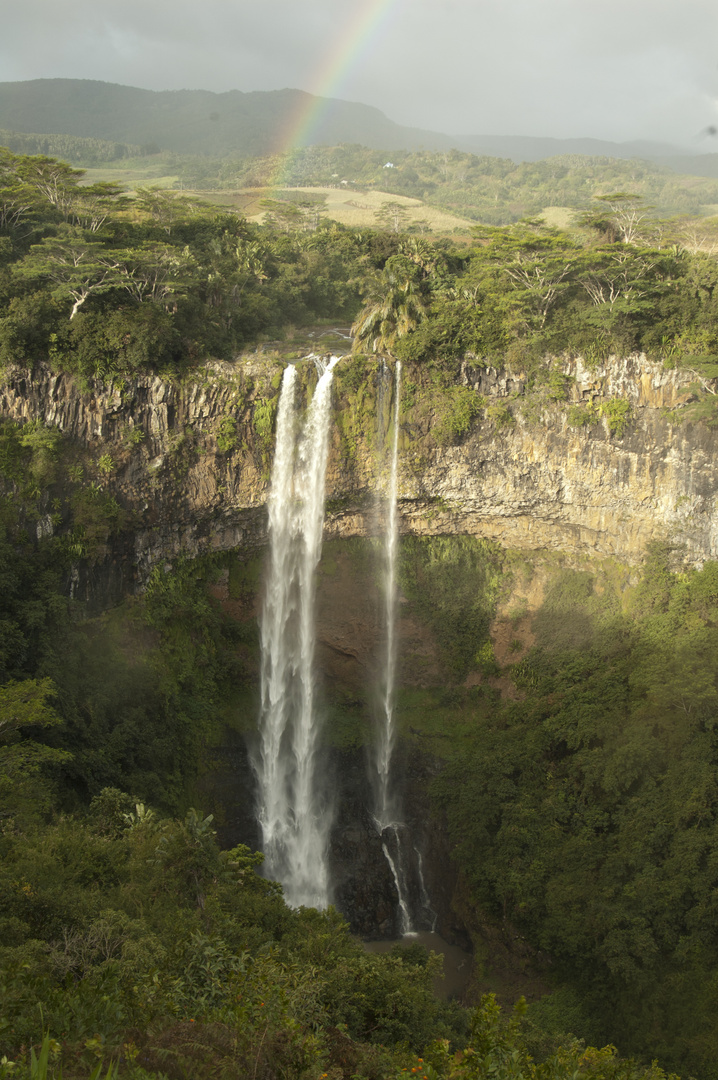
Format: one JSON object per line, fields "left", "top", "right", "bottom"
{"left": 1, "top": 352, "right": 716, "bottom": 594}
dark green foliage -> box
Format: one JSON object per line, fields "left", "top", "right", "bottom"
{"left": 0, "top": 457, "right": 247, "bottom": 812}
{"left": 399, "top": 537, "right": 503, "bottom": 678}
{"left": 0, "top": 798, "right": 465, "bottom": 1077}
{"left": 3, "top": 143, "right": 718, "bottom": 387}
{"left": 434, "top": 552, "right": 718, "bottom": 1077}
{"left": 51, "top": 305, "right": 181, "bottom": 379}
{"left": 0, "top": 293, "right": 62, "bottom": 367}
{"left": 0, "top": 146, "right": 372, "bottom": 375}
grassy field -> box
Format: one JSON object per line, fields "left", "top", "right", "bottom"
{"left": 539, "top": 205, "right": 579, "bottom": 229}
{"left": 80, "top": 164, "right": 477, "bottom": 234}
{"left": 81, "top": 163, "right": 180, "bottom": 188}
{"left": 192, "top": 184, "right": 476, "bottom": 233}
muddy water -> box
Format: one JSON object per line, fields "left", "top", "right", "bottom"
{"left": 364, "top": 931, "right": 472, "bottom": 1001}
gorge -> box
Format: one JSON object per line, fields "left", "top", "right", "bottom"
{"left": 5, "top": 343, "right": 718, "bottom": 1074}
{"left": 6, "top": 125, "right": 718, "bottom": 1076}
{"left": 2, "top": 348, "right": 717, "bottom": 938}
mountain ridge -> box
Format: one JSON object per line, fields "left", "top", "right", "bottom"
{"left": 0, "top": 77, "right": 705, "bottom": 166}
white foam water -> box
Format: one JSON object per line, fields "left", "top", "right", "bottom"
{"left": 255, "top": 358, "right": 339, "bottom": 909}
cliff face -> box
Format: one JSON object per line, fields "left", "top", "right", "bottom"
{"left": 398, "top": 354, "right": 718, "bottom": 568}
{"left": 1, "top": 351, "right": 716, "bottom": 590}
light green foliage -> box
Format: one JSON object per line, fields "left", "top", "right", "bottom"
{"left": 567, "top": 403, "right": 599, "bottom": 428}
{"left": 542, "top": 369, "right": 572, "bottom": 401}
{"left": 335, "top": 352, "right": 369, "bottom": 395}
{"left": 475, "top": 640, "right": 500, "bottom": 677}
{"left": 215, "top": 415, "right": 238, "bottom": 453}
{"left": 485, "top": 402, "right": 514, "bottom": 428}
{"left": 598, "top": 397, "right": 633, "bottom": 437}
{"left": 334, "top": 358, "right": 380, "bottom": 460}
{"left": 121, "top": 424, "right": 144, "bottom": 448}
{"left": 251, "top": 396, "right": 277, "bottom": 450}
{"left": 18, "top": 422, "right": 62, "bottom": 486}
{"left": 434, "top": 387, "right": 484, "bottom": 444}
{"left": 180, "top": 143, "right": 718, "bottom": 226}
{"left": 352, "top": 254, "right": 430, "bottom": 356}
{"left": 394, "top": 368, "right": 484, "bottom": 448}
{"left": 375, "top": 200, "right": 412, "bottom": 234}
{"left": 16, "top": 219, "right": 128, "bottom": 322}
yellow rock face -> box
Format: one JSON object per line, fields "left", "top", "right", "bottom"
{"left": 1, "top": 352, "right": 716, "bottom": 586}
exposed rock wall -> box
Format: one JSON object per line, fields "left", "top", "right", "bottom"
{"left": 1, "top": 352, "right": 717, "bottom": 593}
{"left": 400, "top": 354, "right": 718, "bottom": 566}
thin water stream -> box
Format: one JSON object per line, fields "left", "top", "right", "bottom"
{"left": 373, "top": 364, "right": 435, "bottom": 933}
{"left": 376, "top": 360, "right": 401, "bottom": 828}
{"left": 255, "top": 354, "right": 438, "bottom": 932}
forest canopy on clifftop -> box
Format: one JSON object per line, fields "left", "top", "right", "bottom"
{"left": 1, "top": 144, "right": 718, "bottom": 416}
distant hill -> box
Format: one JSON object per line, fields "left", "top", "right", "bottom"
{"left": 456, "top": 133, "right": 688, "bottom": 164}
{"left": 0, "top": 127, "right": 141, "bottom": 163}
{"left": 0, "top": 78, "right": 712, "bottom": 176}
{"left": 0, "top": 79, "right": 456, "bottom": 157}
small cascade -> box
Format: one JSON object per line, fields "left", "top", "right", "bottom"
{"left": 415, "top": 848, "right": 438, "bottom": 932}
{"left": 255, "top": 357, "right": 339, "bottom": 909}
{"left": 380, "top": 825, "right": 413, "bottom": 936}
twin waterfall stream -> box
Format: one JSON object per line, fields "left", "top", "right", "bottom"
{"left": 253, "top": 356, "right": 435, "bottom": 933}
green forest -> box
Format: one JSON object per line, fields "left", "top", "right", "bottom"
{"left": 2, "top": 143, "right": 718, "bottom": 1079}
{"left": 176, "top": 144, "right": 718, "bottom": 226}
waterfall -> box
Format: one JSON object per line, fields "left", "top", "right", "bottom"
{"left": 372, "top": 362, "right": 436, "bottom": 935}
{"left": 255, "top": 358, "right": 339, "bottom": 909}
{"left": 416, "top": 847, "right": 438, "bottom": 932}
{"left": 376, "top": 360, "right": 401, "bottom": 827}
{"left": 373, "top": 361, "right": 416, "bottom": 932}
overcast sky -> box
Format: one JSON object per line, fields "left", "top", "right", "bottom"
{"left": 2, "top": 0, "right": 718, "bottom": 147}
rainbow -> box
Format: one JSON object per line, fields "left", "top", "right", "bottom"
{"left": 269, "top": 0, "right": 401, "bottom": 188}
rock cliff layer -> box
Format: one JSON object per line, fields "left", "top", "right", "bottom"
{"left": 1, "top": 351, "right": 716, "bottom": 588}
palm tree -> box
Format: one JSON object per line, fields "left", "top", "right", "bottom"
{"left": 351, "top": 254, "right": 429, "bottom": 355}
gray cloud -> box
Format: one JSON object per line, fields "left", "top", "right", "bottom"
{"left": 1, "top": 0, "right": 716, "bottom": 146}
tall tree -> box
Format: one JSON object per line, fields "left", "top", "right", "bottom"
{"left": 352, "top": 253, "right": 429, "bottom": 354}
{"left": 18, "top": 228, "right": 124, "bottom": 318}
